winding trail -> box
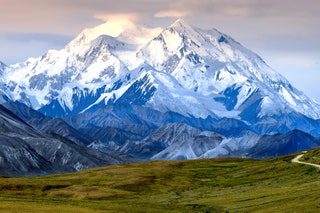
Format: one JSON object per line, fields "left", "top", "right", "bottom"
{"left": 291, "top": 151, "right": 320, "bottom": 169}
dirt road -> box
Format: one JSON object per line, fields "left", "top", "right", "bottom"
{"left": 291, "top": 152, "right": 320, "bottom": 169}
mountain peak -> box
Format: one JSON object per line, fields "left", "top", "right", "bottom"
{"left": 5, "top": 18, "right": 320, "bottom": 122}
{"left": 70, "top": 20, "right": 162, "bottom": 51}
{"left": 70, "top": 20, "right": 134, "bottom": 47}
{"left": 170, "top": 18, "right": 194, "bottom": 32}
{"left": 172, "top": 18, "right": 188, "bottom": 25}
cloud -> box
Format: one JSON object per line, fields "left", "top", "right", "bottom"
{"left": 221, "top": 6, "right": 252, "bottom": 16}
{"left": 2, "top": 0, "right": 319, "bottom": 35}
{"left": 154, "top": 10, "right": 190, "bottom": 18}
{"left": 93, "top": 13, "right": 140, "bottom": 23}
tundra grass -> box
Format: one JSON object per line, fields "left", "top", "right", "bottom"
{"left": 0, "top": 154, "right": 319, "bottom": 212}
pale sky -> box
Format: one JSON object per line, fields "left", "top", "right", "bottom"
{"left": 0, "top": 0, "right": 319, "bottom": 101}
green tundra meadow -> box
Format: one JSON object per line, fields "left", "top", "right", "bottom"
{"left": 0, "top": 150, "right": 320, "bottom": 213}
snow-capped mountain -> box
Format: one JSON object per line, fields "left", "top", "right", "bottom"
{"left": 4, "top": 19, "right": 320, "bottom": 121}
{"left": 137, "top": 19, "right": 320, "bottom": 119}
{"left": 3, "top": 21, "right": 162, "bottom": 116}
{"left": 1, "top": 19, "right": 320, "bottom": 163}
{"left": 5, "top": 35, "right": 128, "bottom": 112}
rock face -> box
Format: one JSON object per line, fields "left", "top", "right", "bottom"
{"left": 247, "top": 130, "right": 320, "bottom": 158}
{"left": 0, "top": 104, "right": 136, "bottom": 177}
{"left": 0, "top": 19, "right": 320, "bottom": 167}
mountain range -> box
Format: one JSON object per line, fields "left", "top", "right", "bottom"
{"left": 1, "top": 19, "right": 320, "bottom": 176}
{"left": 0, "top": 103, "right": 135, "bottom": 177}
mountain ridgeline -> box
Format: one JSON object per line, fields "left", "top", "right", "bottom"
{"left": 1, "top": 19, "right": 320, "bottom": 176}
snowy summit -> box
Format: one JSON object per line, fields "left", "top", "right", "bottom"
{"left": 2, "top": 19, "right": 320, "bottom": 121}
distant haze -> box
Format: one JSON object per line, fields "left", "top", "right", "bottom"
{"left": 1, "top": 0, "right": 319, "bottom": 102}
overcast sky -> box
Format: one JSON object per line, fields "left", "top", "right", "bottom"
{"left": 1, "top": 0, "right": 319, "bottom": 101}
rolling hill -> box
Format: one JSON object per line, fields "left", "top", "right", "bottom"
{"left": 0, "top": 150, "right": 319, "bottom": 212}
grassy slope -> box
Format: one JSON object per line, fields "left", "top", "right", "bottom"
{"left": 0, "top": 154, "right": 320, "bottom": 213}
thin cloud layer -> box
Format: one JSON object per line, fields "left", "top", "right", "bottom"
{"left": 1, "top": 0, "right": 319, "bottom": 33}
